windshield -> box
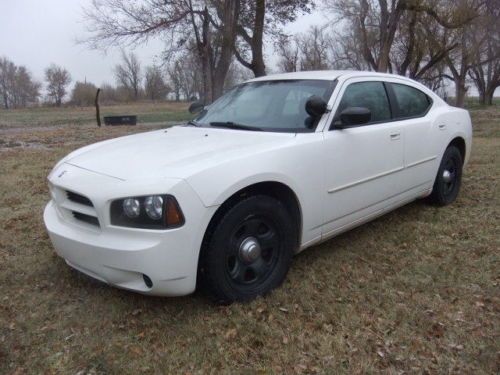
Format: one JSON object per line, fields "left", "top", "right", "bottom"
{"left": 195, "top": 79, "right": 336, "bottom": 132}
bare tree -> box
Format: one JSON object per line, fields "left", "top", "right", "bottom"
{"left": 329, "top": 27, "right": 371, "bottom": 70}
{"left": 0, "top": 58, "right": 16, "bottom": 109}
{"left": 276, "top": 35, "right": 300, "bottom": 72}
{"left": 223, "top": 60, "right": 253, "bottom": 90}
{"left": 233, "top": 0, "right": 313, "bottom": 77}
{"left": 468, "top": 0, "right": 500, "bottom": 105}
{"left": 45, "top": 64, "right": 71, "bottom": 107}
{"left": 82, "top": 0, "right": 315, "bottom": 101}
{"left": 167, "top": 48, "right": 203, "bottom": 101}
{"left": 83, "top": 0, "right": 239, "bottom": 103}
{"left": 297, "top": 26, "right": 332, "bottom": 71}
{"left": 99, "top": 83, "right": 119, "bottom": 104}
{"left": 0, "top": 57, "right": 41, "bottom": 109}
{"left": 13, "top": 66, "right": 41, "bottom": 107}
{"left": 276, "top": 27, "right": 332, "bottom": 72}
{"left": 115, "top": 51, "right": 142, "bottom": 100}
{"left": 144, "top": 65, "right": 170, "bottom": 100}
{"left": 391, "top": 10, "right": 458, "bottom": 83}
{"left": 434, "top": 0, "right": 497, "bottom": 107}
{"left": 71, "top": 81, "right": 98, "bottom": 106}
{"left": 325, "top": 0, "right": 477, "bottom": 73}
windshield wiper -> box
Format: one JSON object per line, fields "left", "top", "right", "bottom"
{"left": 209, "top": 121, "right": 262, "bottom": 131}
{"left": 186, "top": 120, "right": 202, "bottom": 127}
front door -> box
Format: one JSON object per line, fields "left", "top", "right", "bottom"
{"left": 321, "top": 79, "right": 405, "bottom": 238}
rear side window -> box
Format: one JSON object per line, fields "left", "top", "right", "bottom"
{"left": 335, "top": 81, "right": 391, "bottom": 124}
{"left": 390, "top": 83, "right": 431, "bottom": 119}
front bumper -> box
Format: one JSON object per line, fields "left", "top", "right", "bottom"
{"left": 43, "top": 164, "right": 216, "bottom": 296}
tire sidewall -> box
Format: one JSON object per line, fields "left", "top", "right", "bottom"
{"left": 202, "top": 195, "right": 295, "bottom": 303}
{"left": 432, "top": 146, "right": 463, "bottom": 205}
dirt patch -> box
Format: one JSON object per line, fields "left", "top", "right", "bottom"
{"left": 0, "top": 138, "right": 50, "bottom": 151}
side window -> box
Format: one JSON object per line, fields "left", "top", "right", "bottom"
{"left": 390, "top": 83, "right": 431, "bottom": 119}
{"left": 334, "top": 81, "right": 391, "bottom": 125}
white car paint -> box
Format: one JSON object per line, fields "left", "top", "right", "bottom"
{"left": 44, "top": 71, "right": 473, "bottom": 296}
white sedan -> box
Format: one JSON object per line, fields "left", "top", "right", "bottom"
{"left": 44, "top": 71, "right": 472, "bottom": 303}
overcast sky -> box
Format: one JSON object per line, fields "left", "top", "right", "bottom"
{"left": 0, "top": 0, "right": 327, "bottom": 89}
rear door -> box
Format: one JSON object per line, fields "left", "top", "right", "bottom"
{"left": 385, "top": 82, "right": 437, "bottom": 193}
{"left": 321, "top": 78, "right": 405, "bottom": 237}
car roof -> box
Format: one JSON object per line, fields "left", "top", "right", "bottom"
{"left": 244, "top": 70, "right": 446, "bottom": 107}
{"left": 246, "top": 70, "right": 412, "bottom": 83}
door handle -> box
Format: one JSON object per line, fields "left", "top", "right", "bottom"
{"left": 438, "top": 124, "right": 446, "bottom": 130}
{"left": 390, "top": 132, "right": 401, "bottom": 140}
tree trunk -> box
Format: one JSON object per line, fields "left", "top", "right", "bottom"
{"left": 455, "top": 80, "right": 467, "bottom": 107}
{"left": 250, "top": 0, "right": 266, "bottom": 77}
{"left": 213, "top": 0, "right": 239, "bottom": 98}
{"left": 2, "top": 93, "right": 8, "bottom": 109}
{"left": 478, "top": 91, "right": 486, "bottom": 105}
{"left": 485, "top": 86, "right": 495, "bottom": 105}
{"left": 198, "top": 7, "right": 214, "bottom": 104}
{"left": 234, "top": 0, "right": 266, "bottom": 77}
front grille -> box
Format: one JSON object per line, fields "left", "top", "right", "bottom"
{"left": 72, "top": 212, "right": 100, "bottom": 227}
{"left": 66, "top": 190, "right": 93, "bottom": 207}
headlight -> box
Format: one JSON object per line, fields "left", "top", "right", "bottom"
{"left": 144, "top": 195, "right": 163, "bottom": 220}
{"left": 110, "top": 195, "right": 184, "bottom": 229}
{"left": 123, "top": 198, "right": 141, "bottom": 218}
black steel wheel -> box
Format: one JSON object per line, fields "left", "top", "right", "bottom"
{"left": 428, "top": 145, "right": 463, "bottom": 206}
{"left": 200, "top": 195, "right": 295, "bottom": 303}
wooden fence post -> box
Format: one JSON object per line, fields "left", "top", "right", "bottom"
{"left": 95, "top": 88, "right": 101, "bottom": 127}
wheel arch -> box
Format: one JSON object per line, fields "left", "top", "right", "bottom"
{"left": 197, "top": 180, "right": 303, "bottom": 280}
{"left": 447, "top": 136, "right": 466, "bottom": 165}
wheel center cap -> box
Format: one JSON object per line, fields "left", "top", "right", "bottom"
{"left": 443, "top": 170, "right": 452, "bottom": 183}
{"left": 239, "top": 237, "right": 261, "bottom": 263}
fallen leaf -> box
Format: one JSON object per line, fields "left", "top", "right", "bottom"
{"left": 224, "top": 328, "right": 237, "bottom": 340}
{"left": 428, "top": 322, "right": 445, "bottom": 338}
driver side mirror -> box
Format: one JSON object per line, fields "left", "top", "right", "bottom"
{"left": 336, "top": 107, "right": 371, "bottom": 128}
{"left": 305, "top": 96, "right": 328, "bottom": 118}
{"left": 188, "top": 101, "right": 205, "bottom": 114}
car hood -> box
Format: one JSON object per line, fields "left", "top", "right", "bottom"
{"left": 65, "top": 126, "right": 296, "bottom": 180}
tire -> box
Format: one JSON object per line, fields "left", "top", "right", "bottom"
{"left": 199, "top": 195, "right": 295, "bottom": 304}
{"left": 428, "top": 145, "right": 463, "bottom": 206}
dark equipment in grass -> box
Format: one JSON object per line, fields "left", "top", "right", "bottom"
{"left": 104, "top": 115, "right": 137, "bottom": 126}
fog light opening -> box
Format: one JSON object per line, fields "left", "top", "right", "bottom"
{"left": 143, "top": 274, "right": 153, "bottom": 288}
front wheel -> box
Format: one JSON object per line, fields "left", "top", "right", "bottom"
{"left": 428, "top": 145, "right": 463, "bottom": 206}
{"left": 199, "top": 195, "right": 295, "bottom": 304}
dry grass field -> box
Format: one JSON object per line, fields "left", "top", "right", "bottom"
{"left": 0, "top": 102, "right": 191, "bottom": 129}
{"left": 0, "top": 104, "right": 498, "bottom": 374}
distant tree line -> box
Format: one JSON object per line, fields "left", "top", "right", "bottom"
{"left": 2, "top": 0, "right": 498, "bottom": 109}
{"left": 0, "top": 58, "right": 73, "bottom": 109}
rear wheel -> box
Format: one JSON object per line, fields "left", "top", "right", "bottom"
{"left": 200, "top": 195, "right": 295, "bottom": 304}
{"left": 428, "top": 145, "right": 463, "bottom": 206}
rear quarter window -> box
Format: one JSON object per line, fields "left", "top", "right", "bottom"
{"left": 390, "top": 83, "right": 432, "bottom": 119}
